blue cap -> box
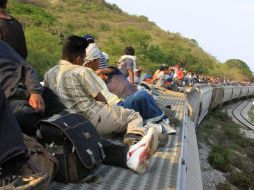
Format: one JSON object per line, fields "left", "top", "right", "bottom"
{"left": 83, "top": 34, "right": 94, "bottom": 42}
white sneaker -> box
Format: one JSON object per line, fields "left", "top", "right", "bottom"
{"left": 146, "top": 122, "right": 176, "bottom": 147}
{"left": 159, "top": 120, "right": 177, "bottom": 135}
{"left": 146, "top": 122, "right": 164, "bottom": 133}
{"left": 146, "top": 122, "right": 167, "bottom": 145}
{"left": 162, "top": 118, "right": 170, "bottom": 125}
{"left": 126, "top": 128, "right": 158, "bottom": 174}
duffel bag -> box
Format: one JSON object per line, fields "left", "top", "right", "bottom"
{"left": 37, "top": 110, "right": 105, "bottom": 183}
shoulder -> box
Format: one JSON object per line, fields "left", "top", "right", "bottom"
{"left": 73, "top": 66, "right": 94, "bottom": 75}
{"left": 124, "top": 57, "right": 134, "bottom": 63}
{"left": 158, "top": 71, "right": 164, "bottom": 76}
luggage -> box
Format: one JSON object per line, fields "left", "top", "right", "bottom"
{"left": 23, "top": 134, "right": 58, "bottom": 180}
{"left": 37, "top": 110, "right": 105, "bottom": 183}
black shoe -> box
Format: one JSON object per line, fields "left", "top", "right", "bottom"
{"left": 123, "top": 133, "right": 142, "bottom": 146}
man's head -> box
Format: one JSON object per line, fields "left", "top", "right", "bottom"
{"left": 0, "top": 0, "right": 7, "bottom": 9}
{"left": 161, "top": 65, "right": 169, "bottom": 74}
{"left": 160, "top": 64, "right": 167, "bottom": 71}
{"left": 83, "top": 43, "right": 101, "bottom": 71}
{"left": 61, "top": 35, "right": 88, "bottom": 65}
{"left": 124, "top": 46, "right": 135, "bottom": 56}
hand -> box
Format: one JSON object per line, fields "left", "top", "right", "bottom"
{"left": 28, "top": 94, "right": 45, "bottom": 112}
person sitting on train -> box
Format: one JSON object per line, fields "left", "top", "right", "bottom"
{"left": 82, "top": 42, "right": 177, "bottom": 140}
{"left": 147, "top": 65, "right": 180, "bottom": 92}
{"left": 152, "top": 64, "right": 167, "bottom": 80}
{"left": 0, "top": 82, "right": 159, "bottom": 177}
{"left": 0, "top": 40, "right": 67, "bottom": 136}
{"left": 0, "top": 83, "right": 49, "bottom": 189}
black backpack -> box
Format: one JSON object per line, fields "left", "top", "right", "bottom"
{"left": 37, "top": 110, "right": 105, "bottom": 183}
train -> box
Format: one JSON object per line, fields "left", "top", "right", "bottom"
{"left": 187, "top": 85, "right": 254, "bottom": 126}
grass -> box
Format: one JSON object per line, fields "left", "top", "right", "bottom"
{"left": 197, "top": 109, "right": 254, "bottom": 190}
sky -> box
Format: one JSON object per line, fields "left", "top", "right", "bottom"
{"left": 105, "top": 0, "right": 254, "bottom": 72}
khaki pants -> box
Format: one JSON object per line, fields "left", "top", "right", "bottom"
{"left": 90, "top": 104, "right": 146, "bottom": 137}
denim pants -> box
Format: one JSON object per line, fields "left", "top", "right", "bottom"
{"left": 0, "top": 85, "right": 27, "bottom": 166}
{"left": 117, "top": 90, "right": 164, "bottom": 123}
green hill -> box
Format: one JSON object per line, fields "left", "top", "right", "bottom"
{"left": 7, "top": 0, "right": 252, "bottom": 81}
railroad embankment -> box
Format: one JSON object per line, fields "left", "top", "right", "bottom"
{"left": 197, "top": 108, "right": 254, "bottom": 190}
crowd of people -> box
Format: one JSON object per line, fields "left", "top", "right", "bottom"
{"left": 139, "top": 64, "right": 252, "bottom": 92}
{"left": 0, "top": 0, "right": 176, "bottom": 189}
{"left": 1, "top": 0, "right": 252, "bottom": 189}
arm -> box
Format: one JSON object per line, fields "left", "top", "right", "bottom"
{"left": 23, "top": 63, "right": 45, "bottom": 111}
{"left": 23, "top": 63, "right": 44, "bottom": 95}
{"left": 81, "top": 68, "right": 108, "bottom": 104}
{"left": 95, "top": 92, "right": 107, "bottom": 103}
{"left": 146, "top": 74, "right": 160, "bottom": 84}
{"left": 95, "top": 68, "right": 113, "bottom": 76}
{"left": 128, "top": 69, "right": 134, "bottom": 84}
{"left": 146, "top": 77, "right": 157, "bottom": 84}
{"left": 29, "top": 93, "right": 45, "bottom": 112}
{"left": 124, "top": 58, "right": 134, "bottom": 84}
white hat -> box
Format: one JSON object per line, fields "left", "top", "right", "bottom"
{"left": 84, "top": 43, "right": 101, "bottom": 65}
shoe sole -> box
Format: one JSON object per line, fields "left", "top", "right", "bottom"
{"left": 135, "top": 128, "right": 158, "bottom": 174}
{"left": 145, "top": 128, "right": 158, "bottom": 158}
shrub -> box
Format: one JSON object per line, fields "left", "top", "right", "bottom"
{"left": 228, "top": 170, "right": 254, "bottom": 190}
{"left": 208, "top": 145, "right": 233, "bottom": 172}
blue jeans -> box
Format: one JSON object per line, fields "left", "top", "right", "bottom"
{"left": 117, "top": 90, "right": 164, "bottom": 123}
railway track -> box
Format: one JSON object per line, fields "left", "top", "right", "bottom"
{"left": 229, "top": 100, "right": 254, "bottom": 131}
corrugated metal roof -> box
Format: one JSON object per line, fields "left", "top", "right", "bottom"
{"left": 49, "top": 90, "right": 187, "bottom": 190}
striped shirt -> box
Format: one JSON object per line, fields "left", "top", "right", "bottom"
{"left": 44, "top": 60, "right": 104, "bottom": 119}
{"left": 99, "top": 52, "right": 108, "bottom": 69}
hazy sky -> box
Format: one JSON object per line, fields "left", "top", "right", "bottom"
{"left": 105, "top": 0, "right": 254, "bottom": 72}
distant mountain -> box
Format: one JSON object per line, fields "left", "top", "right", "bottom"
{"left": 8, "top": 0, "right": 252, "bottom": 81}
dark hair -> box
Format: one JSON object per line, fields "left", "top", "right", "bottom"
{"left": 161, "top": 65, "right": 169, "bottom": 71}
{"left": 0, "top": 0, "right": 7, "bottom": 8}
{"left": 61, "top": 35, "right": 88, "bottom": 63}
{"left": 124, "top": 46, "right": 135, "bottom": 55}
{"left": 160, "top": 64, "right": 167, "bottom": 70}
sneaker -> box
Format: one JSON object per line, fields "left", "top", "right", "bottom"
{"left": 145, "top": 122, "right": 168, "bottom": 147}
{"left": 0, "top": 172, "right": 49, "bottom": 190}
{"left": 162, "top": 118, "right": 170, "bottom": 125}
{"left": 123, "top": 133, "right": 143, "bottom": 146}
{"left": 159, "top": 121, "right": 177, "bottom": 135}
{"left": 126, "top": 128, "right": 158, "bottom": 174}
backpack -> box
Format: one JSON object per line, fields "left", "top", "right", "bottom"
{"left": 37, "top": 110, "right": 105, "bottom": 183}
{"left": 23, "top": 134, "right": 59, "bottom": 180}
